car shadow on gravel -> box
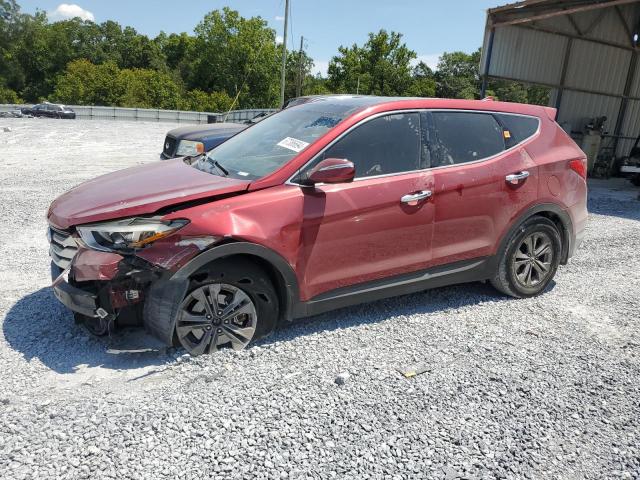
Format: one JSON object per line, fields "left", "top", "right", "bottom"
{"left": 4, "top": 279, "right": 537, "bottom": 372}
{"left": 262, "top": 280, "right": 517, "bottom": 346}
{"left": 3, "top": 287, "right": 171, "bottom": 374}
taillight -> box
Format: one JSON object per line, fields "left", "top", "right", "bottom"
{"left": 569, "top": 158, "right": 587, "bottom": 179}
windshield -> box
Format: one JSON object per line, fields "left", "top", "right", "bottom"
{"left": 192, "top": 102, "right": 358, "bottom": 180}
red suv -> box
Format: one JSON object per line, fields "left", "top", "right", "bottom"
{"left": 48, "top": 96, "right": 587, "bottom": 356}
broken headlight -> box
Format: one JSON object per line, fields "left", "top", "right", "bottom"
{"left": 77, "top": 218, "right": 189, "bottom": 252}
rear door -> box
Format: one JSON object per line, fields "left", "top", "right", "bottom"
{"left": 492, "top": 113, "right": 541, "bottom": 228}
{"left": 295, "top": 112, "right": 435, "bottom": 300}
{"left": 424, "top": 110, "right": 510, "bottom": 266}
{"left": 44, "top": 105, "right": 56, "bottom": 118}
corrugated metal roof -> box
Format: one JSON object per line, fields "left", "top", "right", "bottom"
{"left": 564, "top": 40, "right": 631, "bottom": 94}
{"left": 488, "top": 26, "right": 567, "bottom": 84}
{"left": 535, "top": 14, "right": 581, "bottom": 35}
{"left": 588, "top": 4, "right": 635, "bottom": 46}
{"left": 483, "top": 1, "right": 640, "bottom": 156}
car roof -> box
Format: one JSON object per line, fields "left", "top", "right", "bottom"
{"left": 297, "top": 95, "right": 553, "bottom": 119}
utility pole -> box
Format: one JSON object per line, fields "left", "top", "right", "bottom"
{"left": 296, "top": 35, "right": 304, "bottom": 97}
{"left": 279, "top": 0, "right": 290, "bottom": 108}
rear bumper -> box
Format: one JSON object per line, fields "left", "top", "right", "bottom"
{"left": 566, "top": 199, "right": 588, "bottom": 261}
{"left": 570, "top": 225, "right": 585, "bottom": 258}
{"left": 51, "top": 263, "right": 98, "bottom": 317}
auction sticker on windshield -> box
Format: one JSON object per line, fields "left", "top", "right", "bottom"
{"left": 277, "top": 137, "right": 310, "bottom": 153}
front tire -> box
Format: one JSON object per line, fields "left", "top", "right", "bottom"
{"left": 175, "top": 259, "right": 279, "bottom": 356}
{"left": 491, "top": 216, "right": 561, "bottom": 298}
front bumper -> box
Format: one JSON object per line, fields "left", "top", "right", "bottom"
{"left": 51, "top": 263, "right": 98, "bottom": 317}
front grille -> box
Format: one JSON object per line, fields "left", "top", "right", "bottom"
{"left": 163, "top": 135, "right": 177, "bottom": 157}
{"left": 49, "top": 226, "right": 78, "bottom": 270}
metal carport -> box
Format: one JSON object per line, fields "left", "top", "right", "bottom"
{"left": 480, "top": 0, "right": 640, "bottom": 160}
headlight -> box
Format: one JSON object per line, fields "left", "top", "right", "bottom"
{"left": 175, "top": 140, "right": 204, "bottom": 156}
{"left": 77, "top": 218, "right": 189, "bottom": 252}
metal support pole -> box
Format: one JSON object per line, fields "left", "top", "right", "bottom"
{"left": 613, "top": 50, "right": 638, "bottom": 157}
{"left": 296, "top": 36, "right": 304, "bottom": 98}
{"left": 279, "top": 0, "right": 290, "bottom": 108}
{"left": 555, "top": 37, "right": 573, "bottom": 116}
{"left": 480, "top": 28, "right": 495, "bottom": 98}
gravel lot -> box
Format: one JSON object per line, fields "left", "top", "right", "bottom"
{"left": 1, "top": 118, "right": 639, "bottom": 480}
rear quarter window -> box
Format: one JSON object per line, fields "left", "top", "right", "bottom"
{"left": 495, "top": 113, "right": 540, "bottom": 145}
{"left": 427, "top": 111, "right": 505, "bottom": 166}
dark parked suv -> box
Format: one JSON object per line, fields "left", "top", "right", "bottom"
{"left": 48, "top": 96, "right": 587, "bottom": 355}
{"left": 21, "top": 103, "right": 76, "bottom": 119}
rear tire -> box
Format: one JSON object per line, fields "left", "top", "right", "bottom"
{"left": 175, "top": 258, "right": 279, "bottom": 356}
{"left": 491, "top": 216, "right": 561, "bottom": 298}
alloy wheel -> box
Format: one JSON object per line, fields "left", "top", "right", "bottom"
{"left": 176, "top": 283, "right": 257, "bottom": 356}
{"left": 512, "top": 232, "right": 554, "bottom": 288}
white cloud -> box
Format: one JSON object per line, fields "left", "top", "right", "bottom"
{"left": 48, "top": 3, "right": 95, "bottom": 22}
{"left": 275, "top": 35, "right": 284, "bottom": 45}
{"left": 412, "top": 53, "right": 441, "bottom": 71}
{"left": 311, "top": 60, "right": 329, "bottom": 77}
{"left": 274, "top": 15, "right": 285, "bottom": 21}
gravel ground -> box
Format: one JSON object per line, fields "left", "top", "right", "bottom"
{"left": 0, "top": 118, "right": 639, "bottom": 480}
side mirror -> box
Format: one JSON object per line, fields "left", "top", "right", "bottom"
{"left": 301, "top": 158, "right": 355, "bottom": 186}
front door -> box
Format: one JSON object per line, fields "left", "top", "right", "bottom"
{"left": 295, "top": 112, "right": 435, "bottom": 300}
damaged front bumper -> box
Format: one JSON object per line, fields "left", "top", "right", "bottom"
{"left": 51, "top": 263, "right": 99, "bottom": 318}
{"left": 50, "top": 250, "right": 159, "bottom": 322}
{"left": 48, "top": 223, "right": 216, "bottom": 343}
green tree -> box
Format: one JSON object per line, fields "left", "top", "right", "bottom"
{"left": 53, "top": 59, "right": 183, "bottom": 109}
{"left": 0, "top": 0, "right": 24, "bottom": 92}
{"left": 156, "top": 31, "right": 196, "bottom": 80}
{"left": 435, "top": 50, "right": 481, "bottom": 99}
{"left": 485, "top": 80, "right": 528, "bottom": 103}
{"left": 303, "top": 73, "right": 331, "bottom": 96}
{"left": 406, "top": 61, "right": 436, "bottom": 97}
{"left": 284, "top": 49, "right": 314, "bottom": 100}
{"left": 0, "top": 85, "right": 21, "bottom": 103}
{"left": 118, "top": 68, "right": 181, "bottom": 109}
{"left": 53, "top": 59, "right": 124, "bottom": 105}
{"left": 190, "top": 7, "right": 280, "bottom": 108}
{"left": 180, "top": 89, "right": 233, "bottom": 112}
{"left": 328, "top": 29, "right": 416, "bottom": 96}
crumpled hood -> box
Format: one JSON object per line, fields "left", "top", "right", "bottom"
{"left": 48, "top": 158, "right": 251, "bottom": 229}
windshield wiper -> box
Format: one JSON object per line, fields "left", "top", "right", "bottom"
{"left": 206, "top": 157, "right": 229, "bottom": 177}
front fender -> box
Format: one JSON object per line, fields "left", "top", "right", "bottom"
{"left": 143, "top": 241, "right": 300, "bottom": 345}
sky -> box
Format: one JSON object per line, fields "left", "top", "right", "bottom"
{"left": 19, "top": 0, "right": 499, "bottom": 75}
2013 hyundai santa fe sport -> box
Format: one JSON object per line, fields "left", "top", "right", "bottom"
{"left": 48, "top": 96, "right": 588, "bottom": 356}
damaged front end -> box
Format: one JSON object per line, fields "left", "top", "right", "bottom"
{"left": 48, "top": 220, "right": 217, "bottom": 340}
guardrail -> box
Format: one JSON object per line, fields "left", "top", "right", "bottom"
{"left": 0, "top": 104, "right": 276, "bottom": 124}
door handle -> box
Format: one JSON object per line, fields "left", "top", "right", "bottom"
{"left": 505, "top": 170, "right": 530, "bottom": 185}
{"left": 400, "top": 190, "right": 432, "bottom": 204}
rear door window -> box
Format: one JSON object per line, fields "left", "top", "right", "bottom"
{"left": 321, "top": 113, "right": 421, "bottom": 178}
{"left": 425, "top": 111, "right": 505, "bottom": 167}
{"left": 494, "top": 113, "right": 539, "bottom": 147}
